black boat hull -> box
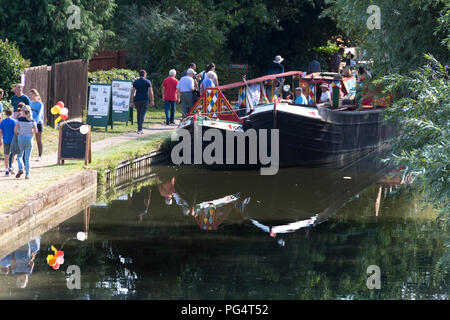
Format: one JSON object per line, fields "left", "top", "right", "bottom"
{"left": 173, "top": 105, "right": 394, "bottom": 168}
{"left": 245, "top": 105, "right": 395, "bottom": 167}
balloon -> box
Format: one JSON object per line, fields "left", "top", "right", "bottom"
{"left": 57, "top": 101, "right": 64, "bottom": 108}
{"left": 60, "top": 114, "right": 68, "bottom": 120}
{"left": 76, "top": 232, "right": 86, "bottom": 241}
{"left": 79, "top": 125, "right": 89, "bottom": 135}
{"left": 51, "top": 105, "right": 61, "bottom": 115}
{"left": 60, "top": 107, "right": 69, "bottom": 116}
{"left": 54, "top": 116, "right": 62, "bottom": 124}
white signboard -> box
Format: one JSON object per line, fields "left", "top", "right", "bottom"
{"left": 112, "top": 80, "right": 133, "bottom": 113}
{"left": 88, "top": 84, "right": 111, "bottom": 117}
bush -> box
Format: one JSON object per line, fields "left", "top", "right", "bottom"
{"left": 88, "top": 68, "right": 139, "bottom": 85}
{"left": 313, "top": 41, "right": 341, "bottom": 72}
{"left": 0, "top": 39, "right": 30, "bottom": 99}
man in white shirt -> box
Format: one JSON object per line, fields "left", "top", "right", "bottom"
{"left": 177, "top": 68, "right": 196, "bottom": 118}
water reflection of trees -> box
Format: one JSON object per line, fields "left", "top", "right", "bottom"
{"left": 2, "top": 174, "right": 447, "bottom": 300}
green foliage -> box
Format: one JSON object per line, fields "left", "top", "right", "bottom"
{"left": 0, "top": 0, "right": 116, "bottom": 66}
{"left": 88, "top": 68, "right": 139, "bottom": 85}
{"left": 378, "top": 55, "right": 449, "bottom": 216}
{"left": 313, "top": 40, "right": 341, "bottom": 69}
{"left": 114, "top": 3, "right": 228, "bottom": 91}
{"left": 436, "top": 1, "right": 450, "bottom": 49}
{"left": 323, "top": 0, "right": 449, "bottom": 75}
{"left": 105, "top": 0, "right": 339, "bottom": 84}
{"left": 0, "top": 39, "right": 30, "bottom": 99}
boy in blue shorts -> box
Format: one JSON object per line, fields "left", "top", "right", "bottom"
{"left": 0, "top": 108, "right": 16, "bottom": 176}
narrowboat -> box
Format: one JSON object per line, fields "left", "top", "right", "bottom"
{"left": 175, "top": 71, "right": 394, "bottom": 168}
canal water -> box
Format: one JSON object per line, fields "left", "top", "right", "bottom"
{"left": 0, "top": 152, "right": 448, "bottom": 300}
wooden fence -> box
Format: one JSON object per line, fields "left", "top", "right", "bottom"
{"left": 23, "top": 65, "right": 49, "bottom": 124}
{"left": 49, "top": 59, "right": 88, "bottom": 122}
{"left": 23, "top": 59, "right": 88, "bottom": 126}
{"left": 88, "top": 50, "right": 126, "bottom": 72}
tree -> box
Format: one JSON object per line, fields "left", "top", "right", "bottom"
{"left": 0, "top": 0, "right": 116, "bottom": 66}
{"left": 323, "top": 0, "right": 449, "bottom": 75}
{"left": 0, "top": 39, "right": 30, "bottom": 99}
{"left": 378, "top": 55, "right": 449, "bottom": 217}
{"left": 105, "top": 0, "right": 340, "bottom": 82}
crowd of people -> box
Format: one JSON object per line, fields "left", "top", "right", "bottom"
{"left": 271, "top": 49, "right": 370, "bottom": 106}
{"left": 131, "top": 62, "right": 219, "bottom": 133}
{"left": 0, "top": 84, "right": 44, "bottom": 179}
{"left": 130, "top": 48, "right": 369, "bottom": 132}
{"left": 0, "top": 48, "right": 368, "bottom": 179}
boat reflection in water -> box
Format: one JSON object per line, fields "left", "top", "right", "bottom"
{"left": 155, "top": 149, "right": 394, "bottom": 242}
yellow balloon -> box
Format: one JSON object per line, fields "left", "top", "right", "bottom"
{"left": 51, "top": 105, "right": 61, "bottom": 115}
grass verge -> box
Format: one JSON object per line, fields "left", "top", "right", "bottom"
{"left": 0, "top": 131, "right": 174, "bottom": 213}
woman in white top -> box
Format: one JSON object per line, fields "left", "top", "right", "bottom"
{"left": 319, "top": 83, "right": 332, "bottom": 104}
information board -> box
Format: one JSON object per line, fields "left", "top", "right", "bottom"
{"left": 111, "top": 79, "right": 133, "bottom": 125}
{"left": 87, "top": 83, "right": 111, "bottom": 131}
{"left": 58, "top": 121, "right": 92, "bottom": 165}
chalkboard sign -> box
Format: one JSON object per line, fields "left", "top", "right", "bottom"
{"left": 87, "top": 83, "right": 112, "bottom": 132}
{"left": 58, "top": 121, "right": 92, "bottom": 165}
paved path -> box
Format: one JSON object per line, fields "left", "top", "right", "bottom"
{"left": 0, "top": 122, "right": 177, "bottom": 207}
{"left": 35, "top": 122, "right": 177, "bottom": 169}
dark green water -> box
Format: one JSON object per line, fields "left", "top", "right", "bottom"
{"left": 0, "top": 153, "right": 448, "bottom": 300}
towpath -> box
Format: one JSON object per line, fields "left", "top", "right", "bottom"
{"left": 0, "top": 122, "right": 177, "bottom": 212}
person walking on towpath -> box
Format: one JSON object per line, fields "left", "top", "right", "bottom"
{"left": 0, "top": 108, "right": 16, "bottom": 176}
{"left": 29, "top": 89, "right": 44, "bottom": 161}
{"left": 14, "top": 105, "right": 37, "bottom": 179}
{"left": 162, "top": 69, "right": 179, "bottom": 125}
{"left": 131, "top": 70, "right": 154, "bottom": 135}
{"left": 177, "top": 68, "right": 196, "bottom": 118}
{"left": 11, "top": 84, "right": 30, "bottom": 112}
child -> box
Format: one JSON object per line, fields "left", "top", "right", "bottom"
{"left": 0, "top": 108, "right": 17, "bottom": 176}
{"left": 14, "top": 105, "right": 37, "bottom": 179}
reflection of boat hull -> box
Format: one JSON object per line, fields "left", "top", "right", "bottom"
{"left": 157, "top": 148, "right": 392, "bottom": 224}
{"left": 246, "top": 104, "right": 395, "bottom": 167}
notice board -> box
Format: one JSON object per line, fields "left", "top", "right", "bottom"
{"left": 87, "top": 83, "right": 112, "bottom": 131}
{"left": 111, "top": 79, "right": 133, "bottom": 125}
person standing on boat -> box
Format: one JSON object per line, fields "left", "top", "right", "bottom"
{"left": 268, "top": 55, "right": 285, "bottom": 75}
{"left": 307, "top": 53, "right": 321, "bottom": 74}
{"left": 330, "top": 48, "right": 345, "bottom": 73}
{"left": 318, "top": 83, "right": 332, "bottom": 105}
{"left": 268, "top": 55, "right": 285, "bottom": 99}
{"left": 177, "top": 68, "right": 196, "bottom": 118}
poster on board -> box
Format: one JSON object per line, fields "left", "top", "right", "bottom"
{"left": 111, "top": 80, "right": 133, "bottom": 125}
{"left": 87, "top": 83, "right": 112, "bottom": 131}
{"left": 88, "top": 84, "right": 111, "bottom": 117}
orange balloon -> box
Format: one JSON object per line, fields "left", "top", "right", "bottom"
{"left": 60, "top": 114, "right": 68, "bottom": 121}
{"left": 57, "top": 101, "right": 64, "bottom": 108}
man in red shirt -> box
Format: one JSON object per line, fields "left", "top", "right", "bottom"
{"left": 162, "top": 69, "right": 179, "bottom": 125}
